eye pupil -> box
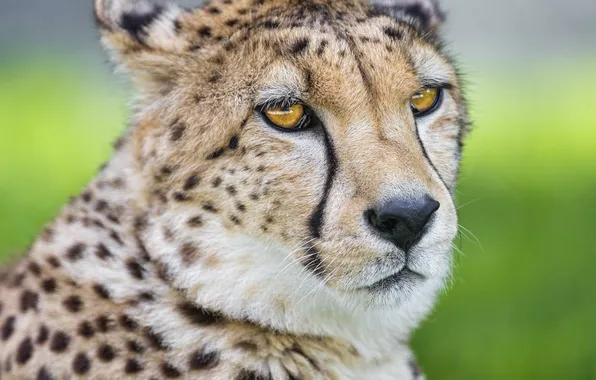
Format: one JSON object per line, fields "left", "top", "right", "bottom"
{"left": 410, "top": 88, "right": 441, "bottom": 116}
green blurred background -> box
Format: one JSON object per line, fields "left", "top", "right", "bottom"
{"left": 1, "top": 0, "right": 595, "bottom": 379}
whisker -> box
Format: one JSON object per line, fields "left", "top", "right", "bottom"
{"left": 458, "top": 224, "right": 483, "bottom": 251}
{"left": 273, "top": 237, "right": 318, "bottom": 280}
{"left": 457, "top": 197, "right": 485, "bottom": 210}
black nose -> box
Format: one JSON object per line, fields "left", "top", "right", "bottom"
{"left": 366, "top": 196, "right": 440, "bottom": 251}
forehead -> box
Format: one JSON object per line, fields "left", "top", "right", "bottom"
{"left": 253, "top": 17, "right": 453, "bottom": 111}
{"left": 184, "top": 0, "right": 453, "bottom": 79}
{"left": 177, "top": 0, "right": 457, "bottom": 116}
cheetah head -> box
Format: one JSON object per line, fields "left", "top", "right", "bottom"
{"left": 96, "top": 0, "right": 468, "bottom": 335}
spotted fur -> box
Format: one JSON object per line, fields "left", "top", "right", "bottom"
{"left": 0, "top": 0, "right": 469, "bottom": 378}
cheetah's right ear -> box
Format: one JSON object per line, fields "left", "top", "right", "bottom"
{"left": 369, "top": 0, "right": 446, "bottom": 31}
{"left": 94, "top": 0, "right": 187, "bottom": 90}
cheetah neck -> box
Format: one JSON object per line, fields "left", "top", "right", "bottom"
{"left": 16, "top": 144, "right": 427, "bottom": 374}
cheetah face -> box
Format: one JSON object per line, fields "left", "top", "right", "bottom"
{"left": 97, "top": 0, "right": 468, "bottom": 311}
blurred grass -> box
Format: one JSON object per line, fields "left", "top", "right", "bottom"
{"left": 1, "top": 58, "right": 595, "bottom": 379}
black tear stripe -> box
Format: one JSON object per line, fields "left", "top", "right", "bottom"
{"left": 414, "top": 121, "right": 452, "bottom": 195}
{"left": 304, "top": 126, "right": 338, "bottom": 277}
{"left": 119, "top": 5, "right": 164, "bottom": 43}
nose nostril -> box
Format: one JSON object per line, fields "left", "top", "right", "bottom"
{"left": 365, "top": 196, "right": 440, "bottom": 251}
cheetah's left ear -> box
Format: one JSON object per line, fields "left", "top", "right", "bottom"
{"left": 95, "top": 0, "right": 187, "bottom": 90}
{"left": 369, "top": 0, "right": 445, "bottom": 31}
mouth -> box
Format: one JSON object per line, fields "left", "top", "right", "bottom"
{"left": 359, "top": 268, "right": 425, "bottom": 293}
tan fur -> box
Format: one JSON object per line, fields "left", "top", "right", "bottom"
{"left": 0, "top": 0, "right": 469, "bottom": 378}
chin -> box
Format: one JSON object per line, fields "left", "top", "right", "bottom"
{"left": 335, "top": 257, "right": 452, "bottom": 312}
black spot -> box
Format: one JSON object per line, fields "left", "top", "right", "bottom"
{"left": 383, "top": 26, "right": 402, "bottom": 41}
{"left": 107, "top": 213, "right": 121, "bottom": 224}
{"left": 156, "top": 262, "right": 172, "bottom": 283}
{"left": 236, "top": 341, "right": 258, "bottom": 351}
{"left": 120, "top": 314, "right": 138, "bottom": 331}
{"left": 262, "top": 20, "right": 280, "bottom": 29}
{"left": 10, "top": 272, "right": 26, "bottom": 287}
{"left": 78, "top": 321, "right": 95, "bottom": 338}
{"left": 202, "top": 203, "right": 218, "bottom": 213}
{"left": 95, "top": 199, "right": 108, "bottom": 212}
{"left": 37, "top": 325, "right": 49, "bottom": 345}
{"left": 207, "top": 7, "right": 221, "bottom": 14}
{"left": 212, "top": 177, "right": 223, "bottom": 188}
{"left": 173, "top": 192, "right": 191, "bottom": 202}
{"left": 36, "top": 366, "right": 54, "bottom": 380}
{"left": 73, "top": 352, "right": 91, "bottom": 374}
{"left": 28, "top": 262, "right": 42, "bottom": 277}
{"left": 2, "top": 316, "right": 16, "bottom": 340}
{"left": 138, "top": 292, "right": 156, "bottom": 303}
{"left": 126, "top": 258, "right": 146, "bottom": 280}
{"left": 225, "top": 19, "right": 240, "bottom": 27}
{"left": 230, "top": 215, "right": 242, "bottom": 226}
{"left": 96, "top": 244, "right": 113, "bottom": 260}
{"left": 409, "top": 358, "right": 423, "bottom": 377}
{"left": 46, "top": 256, "right": 61, "bottom": 268}
{"left": 174, "top": 19, "right": 182, "bottom": 33}
{"left": 207, "top": 148, "right": 225, "bottom": 160}
{"left": 144, "top": 328, "right": 169, "bottom": 351}
{"left": 236, "top": 369, "right": 272, "bottom": 380}
{"left": 93, "top": 284, "right": 111, "bottom": 300}
{"left": 226, "top": 185, "right": 237, "bottom": 195}
{"left": 189, "top": 349, "right": 220, "bottom": 371}
{"left": 41, "top": 278, "right": 57, "bottom": 293}
{"left": 229, "top": 135, "right": 240, "bottom": 149}
{"left": 20, "top": 290, "right": 39, "bottom": 312}
{"left": 208, "top": 72, "right": 221, "bottom": 83}
{"left": 236, "top": 203, "right": 246, "bottom": 212}
{"left": 177, "top": 302, "right": 224, "bottom": 326}
{"left": 125, "top": 358, "right": 144, "bottom": 374}
{"left": 97, "top": 344, "right": 117, "bottom": 362}
{"left": 290, "top": 37, "right": 310, "bottom": 55}
{"left": 50, "top": 331, "right": 71, "bottom": 353}
{"left": 66, "top": 243, "right": 86, "bottom": 261}
{"left": 198, "top": 26, "right": 212, "bottom": 37}
{"left": 63, "top": 295, "right": 84, "bottom": 313}
{"left": 95, "top": 315, "right": 112, "bottom": 333}
{"left": 184, "top": 174, "right": 201, "bottom": 191}
{"left": 119, "top": 6, "right": 164, "bottom": 43}
{"left": 127, "top": 340, "right": 145, "bottom": 354}
{"left": 137, "top": 237, "right": 151, "bottom": 262}
{"left": 16, "top": 337, "right": 34, "bottom": 364}
{"left": 161, "top": 362, "right": 182, "bottom": 378}
{"left": 171, "top": 123, "right": 186, "bottom": 141}
{"left": 180, "top": 242, "right": 199, "bottom": 264}
{"left": 110, "top": 230, "right": 124, "bottom": 245}
{"left": 187, "top": 216, "right": 204, "bottom": 228}
{"left": 40, "top": 226, "right": 55, "bottom": 242}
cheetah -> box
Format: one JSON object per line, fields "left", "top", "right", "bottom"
{"left": 0, "top": 0, "right": 470, "bottom": 378}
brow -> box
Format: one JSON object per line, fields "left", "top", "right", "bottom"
{"left": 413, "top": 53, "right": 455, "bottom": 89}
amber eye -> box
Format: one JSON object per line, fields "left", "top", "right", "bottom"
{"left": 263, "top": 104, "right": 307, "bottom": 130}
{"left": 410, "top": 88, "right": 441, "bottom": 116}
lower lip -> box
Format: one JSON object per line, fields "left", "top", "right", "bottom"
{"left": 363, "top": 268, "right": 423, "bottom": 293}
